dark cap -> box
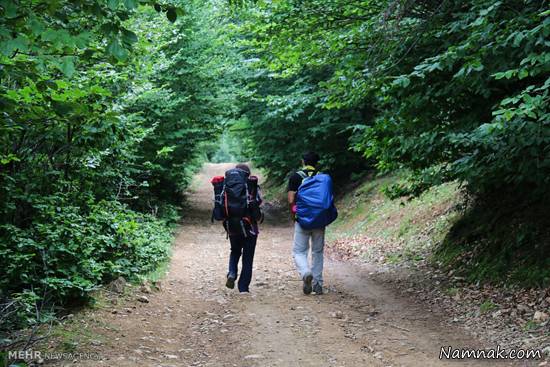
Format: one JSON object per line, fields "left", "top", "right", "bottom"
{"left": 236, "top": 163, "right": 250, "bottom": 174}
{"left": 302, "top": 152, "right": 320, "bottom": 166}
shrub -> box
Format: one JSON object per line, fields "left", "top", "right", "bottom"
{"left": 0, "top": 200, "right": 172, "bottom": 330}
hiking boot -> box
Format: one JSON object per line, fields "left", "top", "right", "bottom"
{"left": 312, "top": 283, "right": 323, "bottom": 295}
{"left": 226, "top": 275, "right": 235, "bottom": 289}
{"left": 302, "top": 273, "right": 313, "bottom": 295}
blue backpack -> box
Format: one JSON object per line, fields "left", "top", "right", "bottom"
{"left": 295, "top": 171, "right": 338, "bottom": 230}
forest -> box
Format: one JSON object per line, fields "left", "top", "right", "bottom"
{"left": 1, "top": 0, "right": 549, "bottom": 354}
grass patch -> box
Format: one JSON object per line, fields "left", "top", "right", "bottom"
{"left": 329, "top": 171, "right": 550, "bottom": 288}
{"left": 386, "top": 252, "right": 402, "bottom": 264}
{"left": 433, "top": 195, "right": 550, "bottom": 287}
{"left": 328, "top": 171, "right": 461, "bottom": 264}
{"left": 445, "top": 287, "right": 459, "bottom": 297}
{"left": 142, "top": 255, "right": 172, "bottom": 283}
{"left": 523, "top": 320, "right": 538, "bottom": 331}
{"left": 52, "top": 325, "right": 100, "bottom": 353}
{"left": 479, "top": 300, "right": 498, "bottom": 314}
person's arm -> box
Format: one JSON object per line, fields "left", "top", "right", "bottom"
{"left": 288, "top": 190, "right": 296, "bottom": 206}
{"left": 287, "top": 191, "right": 296, "bottom": 219}
{"left": 287, "top": 173, "right": 300, "bottom": 218}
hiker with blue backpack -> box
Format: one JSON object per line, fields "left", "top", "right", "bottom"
{"left": 211, "top": 163, "right": 263, "bottom": 293}
{"left": 288, "top": 152, "right": 338, "bottom": 295}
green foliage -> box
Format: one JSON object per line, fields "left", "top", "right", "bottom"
{"left": 233, "top": 68, "right": 370, "bottom": 184}
{"left": 226, "top": 5, "right": 372, "bottom": 184}
{"left": 207, "top": 131, "right": 248, "bottom": 163}
{"left": 234, "top": 0, "right": 549, "bottom": 197}
{"left": 0, "top": 200, "right": 172, "bottom": 330}
{"left": 0, "top": 0, "right": 237, "bottom": 332}
{"left": 124, "top": 2, "right": 242, "bottom": 204}
{"left": 361, "top": 1, "right": 550, "bottom": 199}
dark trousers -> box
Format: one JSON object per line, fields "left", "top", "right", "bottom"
{"left": 228, "top": 234, "right": 257, "bottom": 292}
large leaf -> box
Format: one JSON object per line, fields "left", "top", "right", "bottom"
{"left": 124, "top": 0, "right": 138, "bottom": 10}
{"left": 107, "top": 0, "right": 119, "bottom": 11}
{"left": 122, "top": 29, "right": 138, "bottom": 46}
{"left": 59, "top": 56, "right": 76, "bottom": 77}
{"left": 107, "top": 38, "right": 128, "bottom": 61}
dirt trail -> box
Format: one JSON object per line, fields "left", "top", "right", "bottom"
{"left": 63, "top": 163, "right": 531, "bottom": 367}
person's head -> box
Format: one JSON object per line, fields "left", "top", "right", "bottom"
{"left": 302, "top": 152, "right": 320, "bottom": 167}
{"left": 236, "top": 163, "right": 250, "bottom": 174}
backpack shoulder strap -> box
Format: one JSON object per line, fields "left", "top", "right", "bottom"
{"left": 302, "top": 165, "right": 319, "bottom": 177}
{"left": 297, "top": 170, "right": 308, "bottom": 180}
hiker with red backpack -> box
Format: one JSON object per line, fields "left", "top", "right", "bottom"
{"left": 211, "top": 163, "right": 263, "bottom": 293}
{"left": 288, "top": 152, "right": 338, "bottom": 295}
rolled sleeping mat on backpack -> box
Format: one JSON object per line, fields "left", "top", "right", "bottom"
{"left": 247, "top": 175, "right": 262, "bottom": 221}
{"left": 211, "top": 176, "right": 225, "bottom": 221}
{"left": 247, "top": 175, "right": 258, "bottom": 197}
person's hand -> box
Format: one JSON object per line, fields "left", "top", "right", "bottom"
{"left": 289, "top": 204, "right": 297, "bottom": 222}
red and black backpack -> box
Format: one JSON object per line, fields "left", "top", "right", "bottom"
{"left": 211, "top": 168, "right": 263, "bottom": 231}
